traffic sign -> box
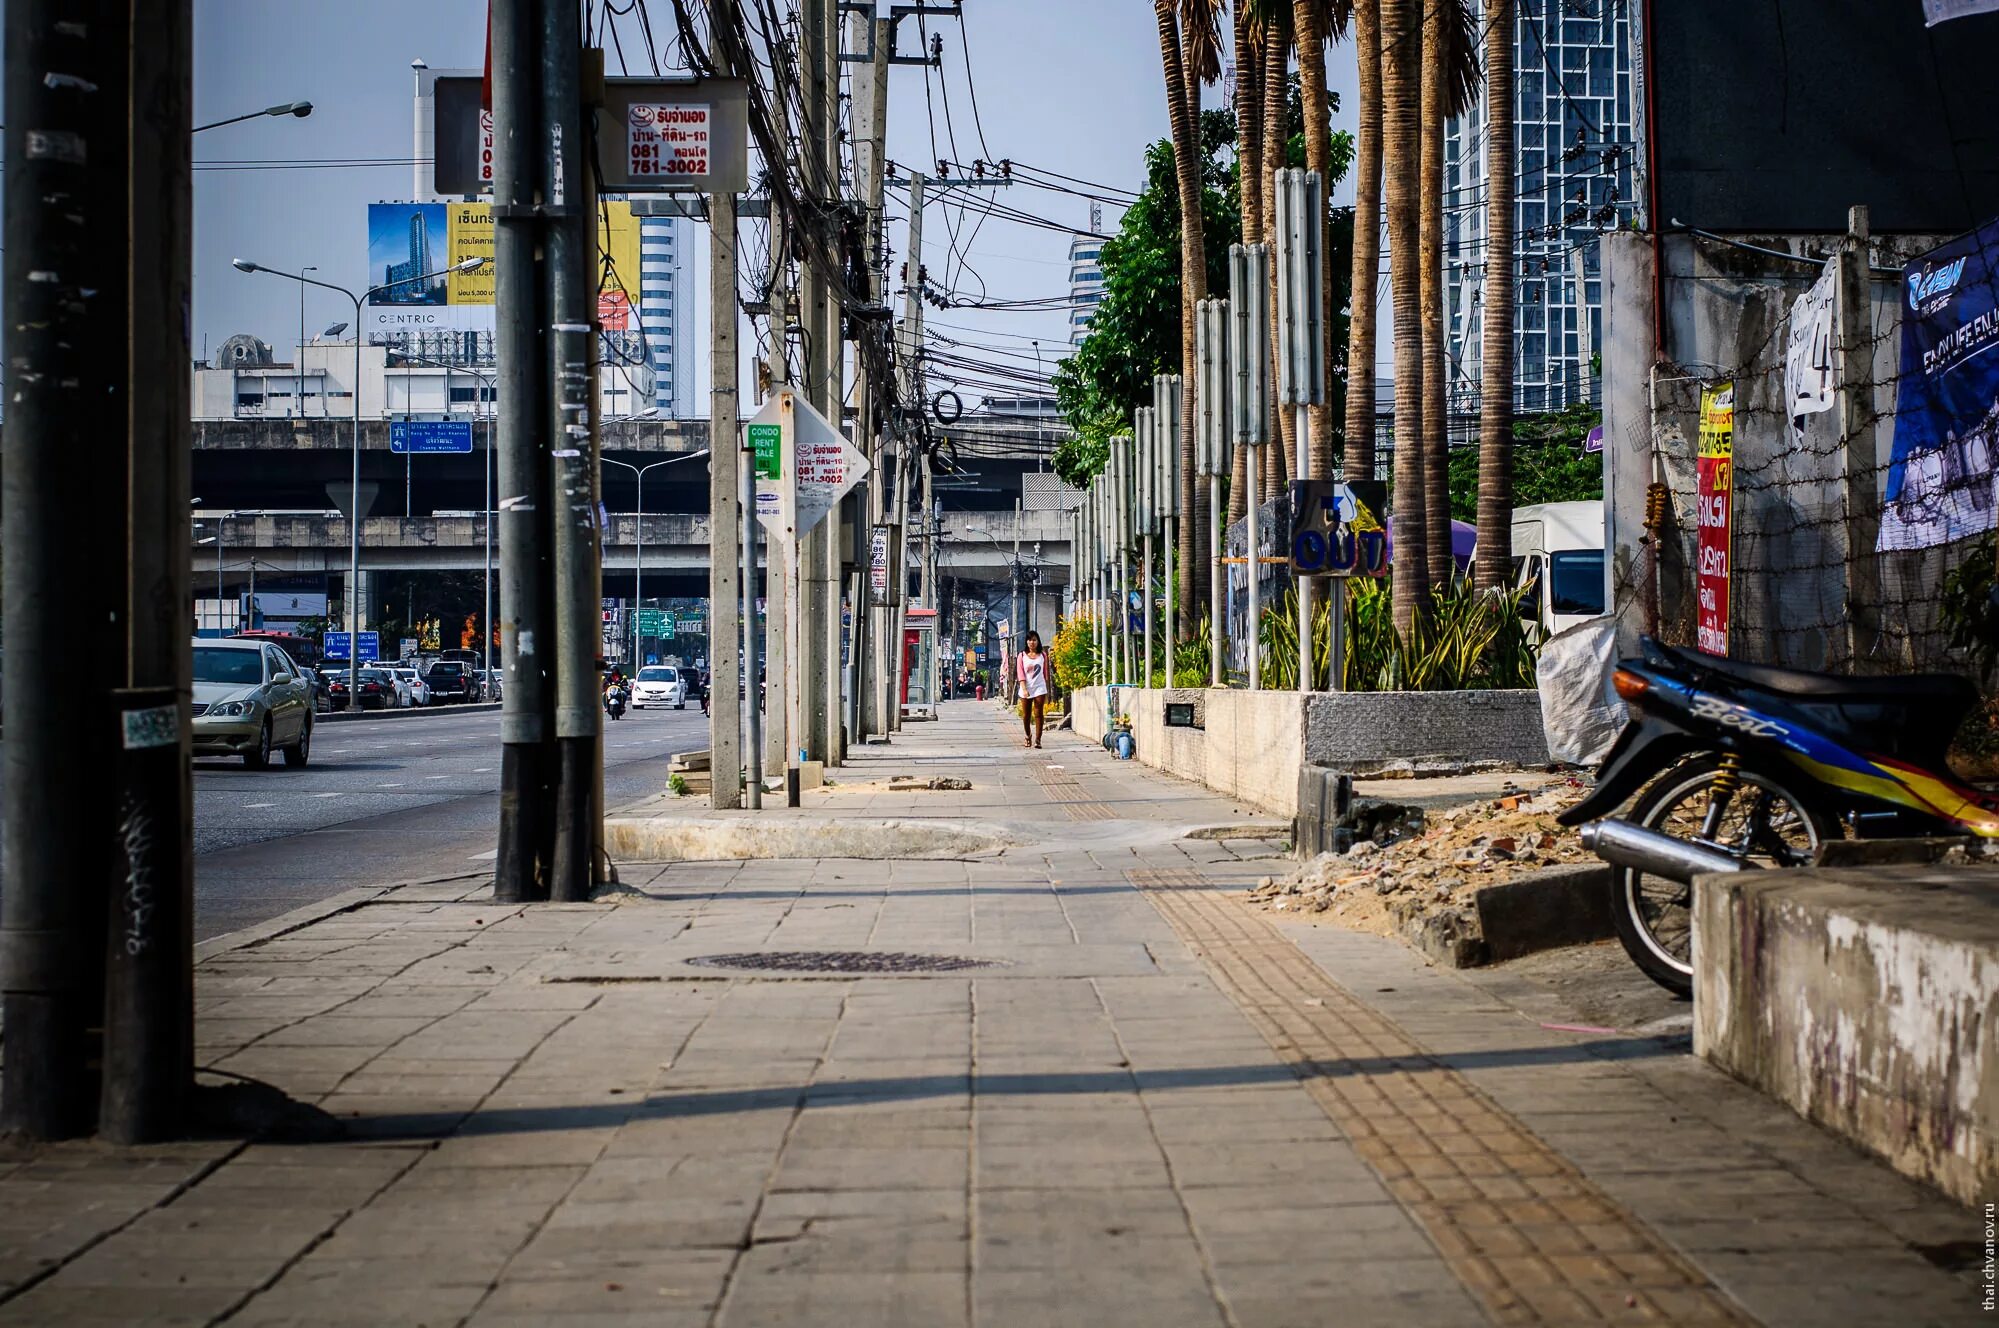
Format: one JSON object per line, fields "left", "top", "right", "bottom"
{"left": 390, "top": 420, "right": 474, "bottom": 454}
{"left": 747, "top": 390, "right": 868, "bottom": 537}
{"left": 635, "top": 608, "right": 668, "bottom": 635}
{"left": 322, "top": 631, "right": 380, "bottom": 662}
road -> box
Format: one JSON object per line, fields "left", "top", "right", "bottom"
{"left": 190, "top": 700, "right": 710, "bottom": 941}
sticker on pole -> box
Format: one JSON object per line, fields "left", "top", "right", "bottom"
{"left": 749, "top": 423, "right": 782, "bottom": 480}
{"left": 628, "top": 103, "right": 711, "bottom": 181}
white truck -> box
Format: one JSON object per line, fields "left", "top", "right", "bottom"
{"left": 1510, "top": 501, "right": 1605, "bottom": 638}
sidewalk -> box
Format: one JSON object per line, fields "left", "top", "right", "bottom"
{"left": 0, "top": 701, "right": 1982, "bottom": 1326}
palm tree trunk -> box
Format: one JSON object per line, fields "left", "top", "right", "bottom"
{"left": 1261, "top": 10, "right": 1292, "bottom": 500}
{"left": 1345, "top": 0, "right": 1383, "bottom": 485}
{"left": 1381, "top": 0, "right": 1427, "bottom": 635}
{"left": 1155, "top": 0, "right": 1205, "bottom": 641}
{"left": 1474, "top": 0, "right": 1516, "bottom": 592}
{"left": 1419, "top": 0, "right": 1452, "bottom": 588}
{"left": 1293, "top": 0, "right": 1334, "bottom": 481}
{"left": 1181, "top": 57, "right": 1205, "bottom": 637}
{"left": 1228, "top": 2, "right": 1261, "bottom": 527}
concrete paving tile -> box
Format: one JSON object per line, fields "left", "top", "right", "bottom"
{"left": 770, "top": 1145, "right": 967, "bottom": 1192}
{"left": 0, "top": 1284, "right": 245, "bottom": 1325}
{"left": 1222, "top": 1286, "right": 1488, "bottom": 1328}
{"left": 972, "top": 1267, "right": 1223, "bottom": 1328}
{"left": 226, "top": 1282, "right": 491, "bottom": 1327}
{"left": 717, "top": 1266, "right": 968, "bottom": 1328}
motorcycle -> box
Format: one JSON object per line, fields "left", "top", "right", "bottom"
{"left": 604, "top": 684, "right": 628, "bottom": 721}
{"left": 1561, "top": 636, "right": 1987, "bottom": 995}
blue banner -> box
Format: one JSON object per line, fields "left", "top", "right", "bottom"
{"left": 390, "top": 420, "right": 474, "bottom": 454}
{"left": 322, "top": 631, "right": 380, "bottom": 662}
{"left": 1879, "top": 216, "right": 1999, "bottom": 551}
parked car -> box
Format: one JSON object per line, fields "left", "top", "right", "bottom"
{"left": 329, "top": 667, "right": 397, "bottom": 710}
{"left": 633, "top": 665, "right": 688, "bottom": 709}
{"left": 192, "top": 638, "right": 313, "bottom": 768}
{"left": 476, "top": 668, "right": 503, "bottom": 702}
{"left": 1509, "top": 501, "right": 1606, "bottom": 638}
{"left": 297, "top": 665, "right": 334, "bottom": 713}
{"left": 389, "top": 666, "right": 431, "bottom": 706}
{"left": 423, "top": 660, "right": 473, "bottom": 703}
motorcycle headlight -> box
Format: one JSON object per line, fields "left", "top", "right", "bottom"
{"left": 209, "top": 699, "right": 258, "bottom": 718}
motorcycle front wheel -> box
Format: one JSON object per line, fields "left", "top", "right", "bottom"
{"left": 1614, "top": 755, "right": 1831, "bottom": 997}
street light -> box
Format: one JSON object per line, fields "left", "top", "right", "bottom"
{"left": 397, "top": 350, "right": 498, "bottom": 681}
{"left": 194, "top": 101, "right": 313, "bottom": 133}
{"left": 233, "top": 254, "right": 487, "bottom": 708}
{"left": 603, "top": 448, "right": 710, "bottom": 667}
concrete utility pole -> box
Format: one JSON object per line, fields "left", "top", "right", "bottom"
{"left": 848, "top": 10, "right": 890, "bottom": 746}
{"left": 493, "top": 0, "right": 557, "bottom": 902}
{"left": 708, "top": 0, "right": 746, "bottom": 808}
{"left": 799, "top": 0, "right": 834, "bottom": 774}
{"left": 1837, "top": 204, "right": 1885, "bottom": 670}
{"left": 892, "top": 170, "right": 927, "bottom": 731}
{"left": 2, "top": 0, "right": 195, "bottom": 1143}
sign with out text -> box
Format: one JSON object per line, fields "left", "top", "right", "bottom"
{"left": 1696, "top": 383, "right": 1735, "bottom": 657}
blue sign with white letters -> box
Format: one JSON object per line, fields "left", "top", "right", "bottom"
{"left": 322, "top": 631, "right": 380, "bottom": 662}
{"left": 390, "top": 420, "right": 474, "bottom": 454}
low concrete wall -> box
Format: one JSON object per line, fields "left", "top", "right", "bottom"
{"left": 1695, "top": 866, "right": 1999, "bottom": 1207}
{"left": 1304, "top": 690, "right": 1549, "bottom": 770}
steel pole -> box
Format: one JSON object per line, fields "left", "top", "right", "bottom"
{"left": 1210, "top": 480, "right": 1223, "bottom": 686}
{"left": 349, "top": 292, "right": 363, "bottom": 708}
{"left": 1247, "top": 444, "right": 1262, "bottom": 691}
{"left": 741, "top": 430, "right": 762, "bottom": 807}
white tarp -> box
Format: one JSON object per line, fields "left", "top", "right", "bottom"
{"left": 1536, "top": 616, "right": 1627, "bottom": 767}
{"left": 1923, "top": 0, "right": 1999, "bottom": 24}
{"left": 1783, "top": 259, "right": 1838, "bottom": 445}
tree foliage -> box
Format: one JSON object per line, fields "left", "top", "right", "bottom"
{"left": 1052, "top": 88, "right": 1354, "bottom": 486}
{"left": 1447, "top": 404, "right": 1604, "bottom": 523}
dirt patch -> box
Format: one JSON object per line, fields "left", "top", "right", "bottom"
{"left": 1248, "top": 780, "right": 1595, "bottom": 942}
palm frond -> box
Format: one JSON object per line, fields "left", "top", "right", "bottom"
{"left": 1319, "top": 0, "right": 1357, "bottom": 42}
{"left": 1438, "top": 0, "right": 1481, "bottom": 118}
{"left": 1180, "top": 0, "right": 1227, "bottom": 84}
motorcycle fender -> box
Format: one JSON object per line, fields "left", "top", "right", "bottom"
{"left": 1556, "top": 718, "right": 1704, "bottom": 826}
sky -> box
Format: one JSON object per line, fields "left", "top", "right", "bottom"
{"left": 188, "top": 0, "right": 1366, "bottom": 407}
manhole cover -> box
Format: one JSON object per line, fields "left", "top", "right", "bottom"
{"left": 686, "top": 950, "right": 999, "bottom": 974}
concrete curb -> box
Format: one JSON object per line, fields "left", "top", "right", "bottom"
{"left": 193, "top": 886, "right": 391, "bottom": 963}
{"left": 1395, "top": 864, "right": 1614, "bottom": 969}
{"left": 317, "top": 701, "right": 502, "bottom": 723}
{"left": 603, "top": 814, "right": 1018, "bottom": 863}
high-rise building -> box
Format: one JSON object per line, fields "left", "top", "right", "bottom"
{"left": 1068, "top": 231, "right": 1105, "bottom": 345}
{"left": 637, "top": 215, "right": 694, "bottom": 416}
{"left": 1443, "top": 1, "right": 1637, "bottom": 415}
{"left": 384, "top": 209, "right": 441, "bottom": 299}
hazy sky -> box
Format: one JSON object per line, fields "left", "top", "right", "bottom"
{"left": 188, "top": 0, "right": 1364, "bottom": 402}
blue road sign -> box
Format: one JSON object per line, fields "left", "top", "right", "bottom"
{"left": 390, "top": 420, "right": 474, "bottom": 454}
{"left": 322, "top": 631, "right": 381, "bottom": 662}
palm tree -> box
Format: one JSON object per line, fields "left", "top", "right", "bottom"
{"left": 1420, "top": 1, "right": 1480, "bottom": 587}
{"left": 1381, "top": 0, "right": 1427, "bottom": 635}
{"left": 1155, "top": 0, "right": 1223, "bottom": 638}
{"left": 1293, "top": 0, "right": 1338, "bottom": 481}
{"left": 1260, "top": 4, "right": 1292, "bottom": 501}
{"left": 1228, "top": 1, "right": 1263, "bottom": 527}
{"left": 1474, "top": 0, "right": 1515, "bottom": 592}
{"left": 1341, "top": 0, "right": 1382, "bottom": 486}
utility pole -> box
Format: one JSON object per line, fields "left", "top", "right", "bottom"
{"left": 799, "top": 0, "right": 833, "bottom": 775}
{"left": 708, "top": 0, "right": 745, "bottom": 809}
{"left": 493, "top": 0, "right": 556, "bottom": 902}
{"left": 891, "top": 170, "right": 927, "bottom": 732}
{"left": 848, "top": 10, "right": 890, "bottom": 747}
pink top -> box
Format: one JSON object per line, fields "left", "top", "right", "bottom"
{"left": 1016, "top": 650, "right": 1049, "bottom": 699}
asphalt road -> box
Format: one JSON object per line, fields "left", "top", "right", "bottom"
{"left": 189, "top": 700, "right": 711, "bottom": 941}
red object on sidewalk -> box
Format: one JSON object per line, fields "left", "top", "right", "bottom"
{"left": 975, "top": 684, "right": 984, "bottom": 701}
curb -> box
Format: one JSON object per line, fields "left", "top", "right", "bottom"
{"left": 317, "top": 701, "right": 502, "bottom": 724}
{"left": 193, "top": 885, "right": 391, "bottom": 962}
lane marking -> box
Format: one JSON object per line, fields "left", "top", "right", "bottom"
{"left": 244, "top": 802, "right": 276, "bottom": 810}
{"left": 310, "top": 792, "right": 342, "bottom": 799}
{"left": 466, "top": 849, "right": 498, "bottom": 862}
{"left": 472, "top": 767, "right": 492, "bottom": 773}
{"left": 377, "top": 782, "right": 404, "bottom": 788}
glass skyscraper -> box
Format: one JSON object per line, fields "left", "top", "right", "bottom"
{"left": 637, "top": 214, "right": 694, "bottom": 416}
{"left": 1444, "top": 0, "right": 1637, "bottom": 415}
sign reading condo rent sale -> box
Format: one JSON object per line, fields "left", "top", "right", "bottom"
{"left": 628, "top": 104, "right": 711, "bottom": 180}
{"left": 1695, "top": 383, "right": 1735, "bottom": 657}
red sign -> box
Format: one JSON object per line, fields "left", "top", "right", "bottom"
{"left": 1695, "top": 384, "right": 1735, "bottom": 656}
{"left": 597, "top": 289, "right": 631, "bottom": 331}
{"left": 627, "top": 103, "right": 711, "bottom": 180}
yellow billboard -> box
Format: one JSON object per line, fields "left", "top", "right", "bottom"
{"left": 367, "top": 199, "right": 644, "bottom": 331}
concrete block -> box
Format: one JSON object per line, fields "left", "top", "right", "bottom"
{"left": 602, "top": 815, "right": 1016, "bottom": 863}
{"left": 1693, "top": 865, "right": 1999, "bottom": 1207}
{"left": 1303, "top": 690, "right": 1550, "bottom": 771}
{"left": 1471, "top": 864, "right": 1614, "bottom": 963}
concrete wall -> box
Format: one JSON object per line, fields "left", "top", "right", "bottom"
{"left": 1695, "top": 867, "right": 1999, "bottom": 1207}
{"left": 1303, "top": 690, "right": 1549, "bottom": 770}
{"left": 1074, "top": 686, "right": 1543, "bottom": 816}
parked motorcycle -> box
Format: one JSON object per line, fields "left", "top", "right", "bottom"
{"left": 1561, "top": 636, "right": 1986, "bottom": 995}
{"left": 604, "top": 684, "right": 628, "bottom": 721}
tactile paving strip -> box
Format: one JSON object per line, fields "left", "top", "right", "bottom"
{"left": 1128, "top": 867, "right": 1754, "bottom": 1326}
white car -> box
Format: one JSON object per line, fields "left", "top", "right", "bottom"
{"left": 633, "top": 665, "right": 688, "bottom": 709}
{"left": 390, "top": 667, "right": 430, "bottom": 706}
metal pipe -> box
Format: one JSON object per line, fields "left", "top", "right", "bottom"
{"left": 1246, "top": 444, "right": 1262, "bottom": 691}
{"left": 742, "top": 430, "right": 762, "bottom": 807}
{"left": 1579, "top": 819, "right": 1754, "bottom": 884}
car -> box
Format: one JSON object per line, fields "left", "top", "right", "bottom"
{"left": 423, "top": 660, "right": 473, "bottom": 703}
{"left": 633, "top": 665, "right": 688, "bottom": 709}
{"left": 477, "top": 668, "right": 503, "bottom": 702}
{"left": 192, "top": 638, "right": 314, "bottom": 768}
{"left": 389, "top": 666, "right": 430, "bottom": 706}
{"left": 329, "top": 667, "right": 397, "bottom": 710}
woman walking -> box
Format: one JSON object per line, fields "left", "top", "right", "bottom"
{"left": 1016, "top": 630, "right": 1050, "bottom": 749}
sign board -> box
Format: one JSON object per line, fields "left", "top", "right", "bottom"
{"left": 869, "top": 524, "right": 892, "bottom": 606}
{"left": 390, "top": 419, "right": 474, "bottom": 454}
{"left": 365, "top": 200, "right": 638, "bottom": 334}
{"left": 748, "top": 390, "right": 869, "bottom": 537}
{"left": 635, "top": 608, "right": 668, "bottom": 635}
{"left": 399, "top": 637, "right": 418, "bottom": 660}
{"left": 1288, "top": 479, "right": 1388, "bottom": 578}
{"left": 434, "top": 76, "right": 749, "bottom": 196}
{"left": 1695, "top": 383, "right": 1735, "bottom": 656}
{"left": 322, "top": 631, "right": 380, "bottom": 662}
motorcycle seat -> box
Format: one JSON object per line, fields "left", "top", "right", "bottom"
{"left": 1654, "top": 640, "right": 1976, "bottom": 708}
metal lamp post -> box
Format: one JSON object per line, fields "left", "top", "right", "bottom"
{"left": 232, "top": 255, "right": 486, "bottom": 708}
{"left": 193, "top": 100, "right": 312, "bottom": 133}
{"left": 602, "top": 436, "right": 707, "bottom": 669}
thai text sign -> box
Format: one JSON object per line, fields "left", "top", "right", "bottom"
{"left": 1696, "top": 383, "right": 1735, "bottom": 657}
{"left": 628, "top": 104, "right": 710, "bottom": 180}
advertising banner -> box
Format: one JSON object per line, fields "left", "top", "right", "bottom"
{"left": 1879, "top": 215, "right": 1999, "bottom": 551}
{"left": 1783, "top": 258, "right": 1838, "bottom": 446}
{"left": 365, "top": 200, "right": 642, "bottom": 334}
{"left": 1696, "top": 383, "right": 1735, "bottom": 657}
